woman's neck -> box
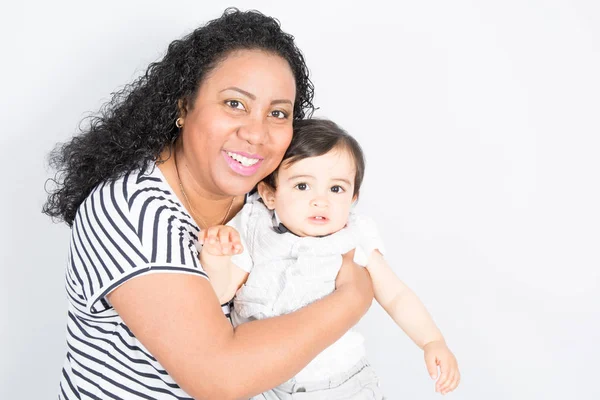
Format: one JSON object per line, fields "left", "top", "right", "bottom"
{"left": 157, "top": 146, "right": 243, "bottom": 228}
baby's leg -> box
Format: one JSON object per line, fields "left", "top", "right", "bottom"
{"left": 251, "top": 387, "right": 292, "bottom": 399}
{"left": 255, "top": 358, "right": 385, "bottom": 400}
{"left": 313, "top": 360, "right": 384, "bottom": 400}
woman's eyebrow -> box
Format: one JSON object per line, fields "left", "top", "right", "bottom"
{"left": 222, "top": 86, "right": 256, "bottom": 99}
{"left": 221, "top": 86, "right": 292, "bottom": 106}
{"left": 271, "top": 99, "right": 293, "bottom": 106}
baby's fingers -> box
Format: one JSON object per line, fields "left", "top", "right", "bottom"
{"left": 437, "top": 359, "right": 459, "bottom": 394}
{"left": 439, "top": 370, "right": 459, "bottom": 394}
{"left": 424, "top": 352, "right": 438, "bottom": 380}
{"left": 204, "top": 226, "right": 221, "bottom": 245}
{"left": 435, "top": 364, "right": 450, "bottom": 393}
{"left": 198, "top": 231, "right": 205, "bottom": 244}
{"left": 217, "top": 229, "right": 233, "bottom": 254}
{"left": 442, "top": 371, "right": 460, "bottom": 394}
{"left": 225, "top": 229, "right": 242, "bottom": 254}
{"left": 197, "top": 229, "right": 209, "bottom": 244}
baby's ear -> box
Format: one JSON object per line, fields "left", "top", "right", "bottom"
{"left": 257, "top": 182, "right": 276, "bottom": 210}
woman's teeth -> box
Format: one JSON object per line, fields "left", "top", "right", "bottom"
{"left": 227, "top": 152, "right": 260, "bottom": 167}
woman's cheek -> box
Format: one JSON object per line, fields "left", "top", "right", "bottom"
{"left": 276, "top": 125, "right": 293, "bottom": 150}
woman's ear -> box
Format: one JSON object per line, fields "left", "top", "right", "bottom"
{"left": 258, "top": 182, "right": 277, "bottom": 210}
{"left": 177, "top": 98, "right": 188, "bottom": 119}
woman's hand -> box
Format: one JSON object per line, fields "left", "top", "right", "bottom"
{"left": 335, "top": 249, "right": 374, "bottom": 314}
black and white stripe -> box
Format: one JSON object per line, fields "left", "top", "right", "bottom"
{"left": 58, "top": 165, "right": 216, "bottom": 399}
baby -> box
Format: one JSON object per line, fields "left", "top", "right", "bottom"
{"left": 199, "top": 118, "right": 460, "bottom": 399}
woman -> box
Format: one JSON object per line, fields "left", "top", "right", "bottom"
{"left": 44, "top": 8, "right": 373, "bottom": 400}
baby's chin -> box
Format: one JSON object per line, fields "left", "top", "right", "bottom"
{"left": 294, "top": 223, "right": 347, "bottom": 238}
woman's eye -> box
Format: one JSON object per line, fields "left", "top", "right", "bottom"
{"left": 331, "top": 185, "right": 345, "bottom": 193}
{"left": 270, "top": 110, "right": 288, "bottom": 119}
{"left": 225, "top": 100, "right": 245, "bottom": 110}
{"left": 295, "top": 183, "right": 309, "bottom": 191}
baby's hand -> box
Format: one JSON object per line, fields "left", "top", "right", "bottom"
{"left": 199, "top": 225, "right": 243, "bottom": 257}
{"left": 423, "top": 340, "right": 460, "bottom": 395}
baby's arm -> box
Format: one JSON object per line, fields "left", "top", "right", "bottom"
{"left": 367, "top": 250, "right": 460, "bottom": 394}
{"left": 367, "top": 250, "right": 442, "bottom": 346}
{"left": 199, "top": 225, "right": 249, "bottom": 304}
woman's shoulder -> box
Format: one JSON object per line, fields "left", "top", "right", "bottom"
{"left": 84, "top": 164, "right": 173, "bottom": 207}
{"left": 76, "top": 164, "right": 198, "bottom": 239}
{"left": 67, "top": 164, "right": 206, "bottom": 316}
{"left": 81, "top": 164, "right": 164, "bottom": 199}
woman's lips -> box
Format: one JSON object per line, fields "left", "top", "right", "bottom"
{"left": 222, "top": 150, "right": 263, "bottom": 176}
{"left": 229, "top": 150, "right": 263, "bottom": 160}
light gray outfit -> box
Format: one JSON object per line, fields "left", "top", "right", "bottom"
{"left": 227, "top": 197, "right": 386, "bottom": 399}
{"left": 253, "top": 358, "right": 385, "bottom": 400}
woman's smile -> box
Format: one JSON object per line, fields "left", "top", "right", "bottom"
{"left": 222, "top": 150, "right": 264, "bottom": 176}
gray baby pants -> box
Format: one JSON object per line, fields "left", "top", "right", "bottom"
{"left": 252, "top": 358, "right": 385, "bottom": 400}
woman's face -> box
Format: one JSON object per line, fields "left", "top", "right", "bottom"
{"left": 180, "top": 49, "right": 296, "bottom": 197}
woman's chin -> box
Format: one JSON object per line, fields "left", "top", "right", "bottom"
{"left": 217, "top": 177, "right": 260, "bottom": 197}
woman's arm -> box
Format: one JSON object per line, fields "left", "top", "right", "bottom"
{"left": 367, "top": 250, "right": 444, "bottom": 348}
{"left": 108, "top": 250, "right": 372, "bottom": 400}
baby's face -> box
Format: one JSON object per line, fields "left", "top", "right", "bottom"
{"left": 262, "top": 148, "right": 356, "bottom": 237}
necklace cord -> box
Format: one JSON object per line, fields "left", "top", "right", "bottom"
{"left": 173, "top": 148, "right": 235, "bottom": 228}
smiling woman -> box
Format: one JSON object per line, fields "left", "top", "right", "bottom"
{"left": 166, "top": 50, "right": 296, "bottom": 205}
{"left": 43, "top": 8, "right": 374, "bottom": 400}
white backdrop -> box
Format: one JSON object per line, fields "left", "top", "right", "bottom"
{"left": 1, "top": 1, "right": 599, "bottom": 399}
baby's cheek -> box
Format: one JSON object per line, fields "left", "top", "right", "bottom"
{"left": 333, "top": 212, "right": 351, "bottom": 231}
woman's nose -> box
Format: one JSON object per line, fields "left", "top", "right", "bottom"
{"left": 237, "top": 117, "right": 267, "bottom": 145}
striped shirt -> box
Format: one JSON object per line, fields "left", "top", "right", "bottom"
{"left": 58, "top": 165, "right": 222, "bottom": 400}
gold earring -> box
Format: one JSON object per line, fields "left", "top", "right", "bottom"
{"left": 175, "top": 117, "right": 184, "bottom": 129}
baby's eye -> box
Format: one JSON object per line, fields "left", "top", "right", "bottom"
{"left": 295, "top": 183, "right": 309, "bottom": 191}
{"left": 270, "top": 110, "right": 288, "bottom": 119}
{"left": 225, "top": 100, "right": 246, "bottom": 110}
{"left": 330, "top": 185, "right": 345, "bottom": 193}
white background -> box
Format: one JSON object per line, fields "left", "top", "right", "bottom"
{"left": 1, "top": 1, "right": 599, "bottom": 399}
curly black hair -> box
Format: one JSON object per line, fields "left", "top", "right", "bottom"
{"left": 43, "top": 8, "right": 315, "bottom": 226}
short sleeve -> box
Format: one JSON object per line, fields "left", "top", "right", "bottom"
{"left": 69, "top": 173, "right": 209, "bottom": 316}
{"left": 351, "top": 213, "right": 386, "bottom": 266}
{"left": 227, "top": 202, "right": 254, "bottom": 273}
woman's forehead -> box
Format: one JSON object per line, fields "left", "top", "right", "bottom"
{"left": 200, "top": 49, "right": 296, "bottom": 99}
